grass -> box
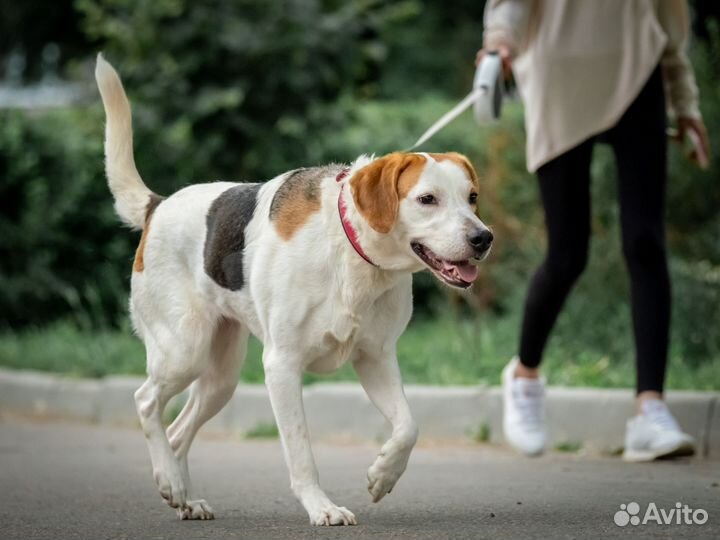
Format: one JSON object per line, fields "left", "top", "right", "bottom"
{"left": 245, "top": 422, "right": 279, "bottom": 439}
{"left": 471, "top": 423, "right": 491, "bottom": 443}
{"left": 0, "top": 313, "right": 718, "bottom": 391}
{"left": 163, "top": 397, "right": 187, "bottom": 425}
{"left": 554, "top": 441, "right": 583, "bottom": 453}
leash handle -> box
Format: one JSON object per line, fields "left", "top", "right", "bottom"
{"left": 473, "top": 51, "right": 503, "bottom": 123}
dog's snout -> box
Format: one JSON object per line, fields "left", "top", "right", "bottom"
{"left": 467, "top": 228, "right": 493, "bottom": 253}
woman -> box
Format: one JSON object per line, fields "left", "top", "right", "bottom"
{"left": 478, "top": 0, "right": 710, "bottom": 461}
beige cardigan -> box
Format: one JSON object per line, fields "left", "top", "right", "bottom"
{"left": 483, "top": 0, "right": 702, "bottom": 172}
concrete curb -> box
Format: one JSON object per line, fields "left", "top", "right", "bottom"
{"left": 0, "top": 368, "right": 717, "bottom": 457}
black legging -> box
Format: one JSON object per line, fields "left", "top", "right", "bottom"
{"left": 518, "top": 65, "right": 669, "bottom": 394}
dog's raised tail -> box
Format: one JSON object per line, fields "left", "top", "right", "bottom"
{"left": 95, "top": 53, "right": 156, "bottom": 230}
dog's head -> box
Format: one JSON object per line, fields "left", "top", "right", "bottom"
{"left": 350, "top": 152, "right": 492, "bottom": 289}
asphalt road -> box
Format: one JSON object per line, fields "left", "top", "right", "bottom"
{"left": 0, "top": 419, "right": 718, "bottom": 540}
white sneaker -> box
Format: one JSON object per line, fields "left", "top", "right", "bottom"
{"left": 502, "top": 357, "right": 546, "bottom": 457}
{"left": 623, "top": 399, "right": 696, "bottom": 462}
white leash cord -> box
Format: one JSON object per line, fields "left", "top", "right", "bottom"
{"left": 405, "top": 88, "right": 483, "bottom": 151}
{"left": 405, "top": 52, "right": 503, "bottom": 151}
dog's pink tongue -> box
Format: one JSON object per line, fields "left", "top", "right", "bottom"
{"left": 456, "top": 262, "right": 479, "bottom": 283}
{"left": 442, "top": 261, "right": 479, "bottom": 283}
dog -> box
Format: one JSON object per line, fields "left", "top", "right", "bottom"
{"left": 95, "top": 53, "right": 493, "bottom": 526}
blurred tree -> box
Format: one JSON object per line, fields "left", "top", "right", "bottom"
{"left": 1, "top": 0, "right": 718, "bottom": 373}
{"left": 377, "top": 0, "right": 487, "bottom": 98}
{"left": 691, "top": 0, "right": 720, "bottom": 42}
{"left": 1, "top": 0, "right": 415, "bottom": 327}
{"left": 0, "top": 108, "right": 125, "bottom": 327}
{"left": 0, "top": 0, "right": 91, "bottom": 81}
{"left": 75, "top": 0, "right": 412, "bottom": 185}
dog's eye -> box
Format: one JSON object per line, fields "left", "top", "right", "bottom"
{"left": 418, "top": 194, "right": 437, "bottom": 205}
{"left": 469, "top": 192, "right": 478, "bottom": 205}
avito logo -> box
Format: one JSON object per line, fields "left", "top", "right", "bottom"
{"left": 614, "top": 502, "right": 709, "bottom": 527}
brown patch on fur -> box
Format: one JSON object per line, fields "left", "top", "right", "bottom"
{"left": 133, "top": 194, "right": 163, "bottom": 273}
{"left": 429, "top": 152, "right": 479, "bottom": 190}
{"left": 270, "top": 166, "right": 334, "bottom": 240}
{"left": 350, "top": 153, "right": 427, "bottom": 234}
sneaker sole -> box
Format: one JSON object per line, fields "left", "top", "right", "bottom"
{"left": 622, "top": 441, "right": 695, "bottom": 463}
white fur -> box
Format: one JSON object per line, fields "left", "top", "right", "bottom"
{"left": 95, "top": 54, "right": 154, "bottom": 229}
{"left": 97, "top": 57, "right": 489, "bottom": 526}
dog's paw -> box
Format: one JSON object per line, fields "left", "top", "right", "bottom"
{"left": 153, "top": 467, "right": 187, "bottom": 509}
{"left": 367, "top": 444, "right": 411, "bottom": 503}
{"left": 177, "top": 499, "right": 214, "bottom": 520}
{"left": 308, "top": 504, "right": 357, "bottom": 526}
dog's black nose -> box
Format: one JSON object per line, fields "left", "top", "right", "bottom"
{"left": 468, "top": 229, "right": 493, "bottom": 252}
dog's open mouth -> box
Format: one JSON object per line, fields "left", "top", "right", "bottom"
{"left": 411, "top": 242, "right": 479, "bottom": 289}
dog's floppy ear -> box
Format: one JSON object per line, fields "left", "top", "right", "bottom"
{"left": 350, "top": 153, "right": 425, "bottom": 234}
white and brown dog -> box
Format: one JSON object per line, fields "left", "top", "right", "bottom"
{"left": 95, "top": 54, "right": 492, "bottom": 526}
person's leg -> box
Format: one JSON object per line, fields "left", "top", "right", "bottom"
{"left": 608, "top": 65, "right": 694, "bottom": 461}
{"left": 607, "top": 66, "right": 669, "bottom": 402}
{"left": 503, "top": 139, "right": 593, "bottom": 457}
{"left": 518, "top": 139, "right": 594, "bottom": 372}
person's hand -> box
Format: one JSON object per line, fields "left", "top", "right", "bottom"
{"left": 674, "top": 116, "right": 711, "bottom": 169}
{"left": 475, "top": 44, "right": 513, "bottom": 80}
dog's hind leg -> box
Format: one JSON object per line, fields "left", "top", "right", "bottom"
{"left": 134, "top": 313, "right": 214, "bottom": 515}
{"left": 166, "top": 318, "right": 247, "bottom": 520}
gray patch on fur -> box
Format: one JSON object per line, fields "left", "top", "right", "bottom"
{"left": 145, "top": 193, "right": 163, "bottom": 222}
{"left": 268, "top": 165, "right": 340, "bottom": 220}
{"left": 204, "top": 183, "right": 262, "bottom": 291}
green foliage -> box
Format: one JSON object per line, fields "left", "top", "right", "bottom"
{"left": 163, "top": 395, "right": 187, "bottom": 425}
{"left": 0, "top": 1, "right": 718, "bottom": 384}
{"left": 2, "top": 313, "right": 719, "bottom": 390}
{"left": 0, "top": 0, "right": 90, "bottom": 80}
{"left": 472, "top": 422, "right": 491, "bottom": 443}
{"left": 375, "top": 0, "right": 487, "bottom": 98}
{"left": 245, "top": 422, "right": 279, "bottom": 439}
{"left": 0, "top": 319, "right": 143, "bottom": 377}
{"left": 0, "top": 107, "right": 132, "bottom": 327}
{"left": 554, "top": 441, "right": 582, "bottom": 453}
{"left": 75, "top": 0, "right": 411, "bottom": 184}
{"left": 664, "top": 32, "right": 720, "bottom": 363}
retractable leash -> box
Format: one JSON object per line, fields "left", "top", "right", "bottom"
{"left": 405, "top": 51, "right": 504, "bottom": 151}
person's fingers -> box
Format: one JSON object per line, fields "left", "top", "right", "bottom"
{"left": 499, "top": 45, "right": 512, "bottom": 58}
{"left": 477, "top": 44, "right": 513, "bottom": 80}
{"left": 689, "top": 122, "right": 711, "bottom": 169}
{"left": 695, "top": 121, "right": 711, "bottom": 160}
{"left": 496, "top": 44, "right": 513, "bottom": 79}
{"left": 679, "top": 117, "right": 711, "bottom": 169}
{"left": 501, "top": 58, "right": 513, "bottom": 80}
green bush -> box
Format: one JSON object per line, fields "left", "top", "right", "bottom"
{"left": 0, "top": 107, "right": 132, "bottom": 327}
{"left": 2, "top": 87, "right": 719, "bottom": 366}
{"left": 75, "top": 0, "right": 411, "bottom": 183}
{"left": 3, "top": 311, "right": 719, "bottom": 390}
{"left": 0, "top": 1, "right": 718, "bottom": 380}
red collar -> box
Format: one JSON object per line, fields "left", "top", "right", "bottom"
{"left": 336, "top": 168, "right": 378, "bottom": 267}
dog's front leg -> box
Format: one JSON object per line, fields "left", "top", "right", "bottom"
{"left": 354, "top": 352, "right": 418, "bottom": 503}
{"left": 263, "top": 349, "right": 356, "bottom": 526}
